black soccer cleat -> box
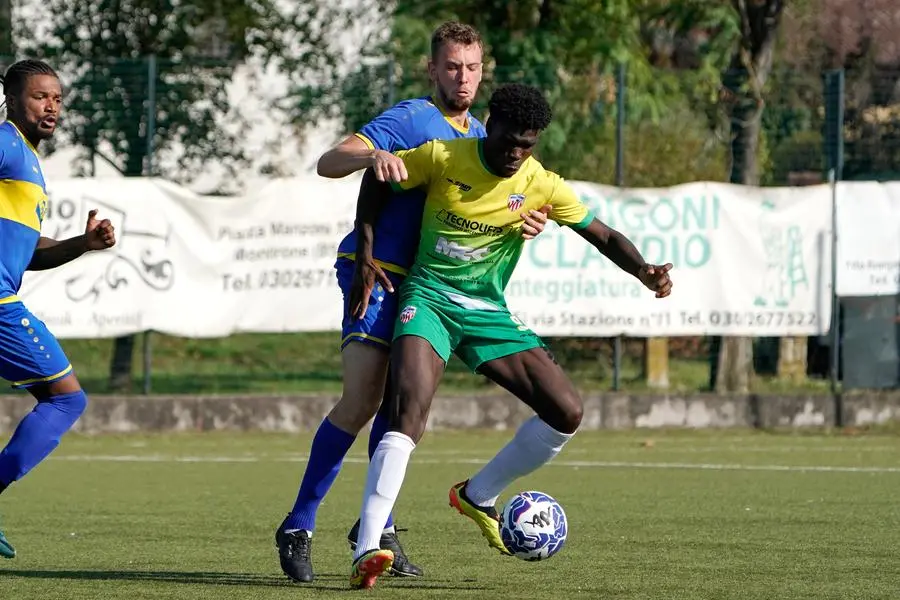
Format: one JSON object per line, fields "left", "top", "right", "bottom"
{"left": 347, "top": 519, "right": 424, "bottom": 578}
{"left": 275, "top": 519, "right": 314, "bottom": 583}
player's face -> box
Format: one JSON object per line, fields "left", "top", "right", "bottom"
{"left": 16, "top": 74, "right": 62, "bottom": 141}
{"left": 429, "top": 42, "right": 483, "bottom": 112}
{"left": 484, "top": 120, "right": 541, "bottom": 177}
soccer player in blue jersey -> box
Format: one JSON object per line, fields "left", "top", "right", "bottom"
{"left": 0, "top": 59, "right": 117, "bottom": 559}
{"left": 275, "top": 22, "right": 550, "bottom": 582}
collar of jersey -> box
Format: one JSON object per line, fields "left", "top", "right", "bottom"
{"left": 477, "top": 138, "right": 504, "bottom": 178}
{"left": 8, "top": 121, "right": 39, "bottom": 155}
{"left": 428, "top": 96, "right": 470, "bottom": 134}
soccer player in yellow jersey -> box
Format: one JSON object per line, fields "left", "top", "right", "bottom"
{"left": 345, "top": 83, "right": 673, "bottom": 589}
{"left": 0, "top": 60, "right": 116, "bottom": 559}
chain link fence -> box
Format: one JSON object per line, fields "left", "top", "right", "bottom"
{"left": 1, "top": 51, "right": 898, "bottom": 395}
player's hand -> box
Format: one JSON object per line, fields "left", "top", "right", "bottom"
{"left": 370, "top": 150, "right": 408, "bottom": 183}
{"left": 521, "top": 204, "right": 552, "bottom": 240}
{"left": 349, "top": 259, "right": 395, "bottom": 320}
{"left": 84, "top": 209, "right": 116, "bottom": 251}
{"left": 638, "top": 263, "right": 673, "bottom": 298}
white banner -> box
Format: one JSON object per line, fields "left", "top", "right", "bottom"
{"left": 836, "top": 182, "right": 900, "bottom": 297}
{"left": 19, "top": 178, "right": 357, "bottom": 338}
{"left": 507, "top": 182, "right": 832, "bottom": 336}
{"left": 18, "top": 177, "right": 834, "bottom": 338}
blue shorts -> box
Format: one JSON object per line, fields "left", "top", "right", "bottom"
{"left": 335, "top": 258, "right": 406, "bottom": 351}
{"left": 0, "top": 301, "right": 72, "bottom": 389}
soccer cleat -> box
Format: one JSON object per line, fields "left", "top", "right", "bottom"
{"left": 449, "top": 480, "right": 511, "bottom": 556}
{"left": 0, "top": 527, "right": 14, "bottom": 559}
{"left": 347, "top": 519, "right": 424, "bottom": 577}
{"left": 349, "top": 548, "right": 393, "bottom": 590}
{"left": 275, "top": 520, "right": 314, "bottom": 583}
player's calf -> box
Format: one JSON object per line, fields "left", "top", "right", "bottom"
{"left": 0, "top": 389, "right": 87, "bottom": 484}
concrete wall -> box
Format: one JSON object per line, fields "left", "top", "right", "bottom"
{"left": 2, "top": 391, "right": 899, "bottom": 434}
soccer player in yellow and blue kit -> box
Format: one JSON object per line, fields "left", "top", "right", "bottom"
{"left": 0, "top": 59, "right": 116, "bottom": 559}
{"left": 345, "top": 83, "right": 674, "bottom": 589}
{"left": 275, "top": 22, "right": 550, "bottom": 583}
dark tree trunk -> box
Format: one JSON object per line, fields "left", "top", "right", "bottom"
{"left": 711, "top": 0, "right": 785, "bottom": 393}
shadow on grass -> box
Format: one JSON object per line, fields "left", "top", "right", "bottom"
{"left": 2, "top": 569, "right": 489, "bottom": 591}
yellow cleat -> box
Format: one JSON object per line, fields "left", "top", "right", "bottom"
{"left": 448, "top": 480, "right": 511, "bottom": 556}
{"left": 350, "top": 548, "right": 394, "bottom": 590}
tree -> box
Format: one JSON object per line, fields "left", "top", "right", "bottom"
{"left": 710, "top": 0, "right": 785, "bottom": 393}
{"left": 0, "top": 0, "right": 12, "bottom": 60}
{"left": 26, "top": 0, "right": 355, "bottom": 391}
{"left": 298, "top": 0, "right": 740, "bottom": 185}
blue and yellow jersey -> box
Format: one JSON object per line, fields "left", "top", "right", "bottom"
{"left": 391, "top": 138, "right": 593, "bottom": 307}
{"left": 336, "top": 96, "right": 486, "bottom": 275}
{"left": 0, "top": 121, "right": 47, "bottom": 302}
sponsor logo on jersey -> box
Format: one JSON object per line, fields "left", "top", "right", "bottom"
{"left": 435, "top": 209, "right": 505, "bottom": 237}
{"left": 434, "top": 236, "right": 491, "bottom": 262}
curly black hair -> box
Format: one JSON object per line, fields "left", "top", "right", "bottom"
{"left": 0, "top": 59, "right": 58, "bottom": 113}
{"left": 487, "top": 83, "right": 552, "bottom": 131}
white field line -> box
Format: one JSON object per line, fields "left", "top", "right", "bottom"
{"left": 51, "top": 454, "right": 900, "bottom": 474}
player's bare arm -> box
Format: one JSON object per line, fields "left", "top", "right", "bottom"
{"left": 27, "top": 209, "right": 116, "bottom": 271}
{"left": 317, "top": 135, "right": 408, "bottom": 183}
{"left": 348, "top": 168, "right": 395, "bottom": 318}
{"left": 575, "top": 218, "right": 673, "bottom": 298}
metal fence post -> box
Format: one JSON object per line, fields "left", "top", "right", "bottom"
{"left": 823, "top": 69, "right": 845, "bottom": 424}
{"left": 142, "top": 54, "right": 158, "bottom": 396}
{"left": 612, "top": 62, "right": 626, "bottom": 391}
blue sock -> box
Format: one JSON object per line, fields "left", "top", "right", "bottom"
{"left": 368, "top": 411, "right": 394, "bottom": 530}
{"left": 284, "top": 418, "right": 356, "bottom": 532}
{"left": 0, "top": 391, "right": 87, "bottom": 486}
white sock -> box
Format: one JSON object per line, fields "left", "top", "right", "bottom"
{"left": 353, "top": 431, "right": 416, "bottom": 560}
{"left": 465, "top": 416, "right": 574, "bottom": 508}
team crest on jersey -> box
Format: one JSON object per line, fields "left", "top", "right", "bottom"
{"left": 507, "top": 193, "right": 526, "bottom": 212}
{"left": 35, "top": 198, "right": 48, "bottom": 223}
{"left": 399, "top": 306, "right": 417, "bottom": 324}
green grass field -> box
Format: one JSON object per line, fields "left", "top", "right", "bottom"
{"left": 61, "top": 333, "right": 830, "bottom": 395}
{"left": 2, "top": 429, "right": 897, "bottom": 599}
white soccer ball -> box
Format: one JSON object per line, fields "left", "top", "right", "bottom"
{"left": 499, "top": 491, "right": 568, "bottom": 561}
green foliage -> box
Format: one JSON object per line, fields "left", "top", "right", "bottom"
{"left": 295, "top": 0, "right": 741, "bottom": 186}
{"left": 767, "top": 130, "right": 824, "bottom": 184}
{"left": 24, "top": 0, "right": 348, "bottom": 185}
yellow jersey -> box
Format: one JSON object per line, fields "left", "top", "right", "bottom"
{"left": 391, "top": 138, "right": 593, "bottom": 306}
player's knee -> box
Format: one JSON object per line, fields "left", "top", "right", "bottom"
{"left": 53, "top": 389, "right": 88, "bottom": 418}
{"left": 39, "top": 390, "right": 87, "bottom": 435}
{"left": 394, "top": 391, "right": 430, "bottom": 443}
{"left": 562, "top": 397, "right": 583, "bottom": 434}
{"left": 328, "top": 393, "right": 381, "bottom": 433}
{"left": 549, "top": 392, "right": 583, "bottom": 435}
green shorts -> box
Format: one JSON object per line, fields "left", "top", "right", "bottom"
{"left": 393, "top": 277, "right": 545, "bottom": 372}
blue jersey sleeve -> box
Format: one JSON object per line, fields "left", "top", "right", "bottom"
{"left": 0, "top": 129, "right": 9, "bottom": 173}
{"left": 355, "top": 100, "right": 429, "bottom": 152}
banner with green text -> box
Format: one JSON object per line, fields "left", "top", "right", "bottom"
{"left": 505, "top": 181, "right": 833, "bottom": 336}
{"left": 17, "top": 178, "right": 832, "bottom": 338}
